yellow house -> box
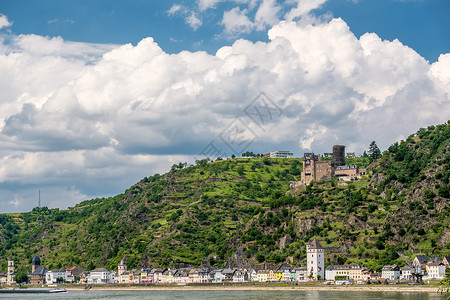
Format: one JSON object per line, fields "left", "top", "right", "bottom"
{"left": 267, "top": 270, "right": 277, "bottom": 282}
{"left": 276, "top": 270, "right": 283, "bottom": 281}
{"left": 335, "top": 266, "right": 349, "bottom": 279}
{"left": 256, "top": 270, "right": 268, "bottom": 282}
{"left": 166, "top": 269, "right": 176, "bottom": 283}
{"left": 348, "top": 264, "right": 365, "bottom": 281}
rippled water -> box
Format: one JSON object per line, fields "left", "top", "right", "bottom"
{"left": 0, "top": 290, "right": 445, "bottom": 300}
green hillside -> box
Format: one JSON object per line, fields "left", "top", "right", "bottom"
{"left": 0, "top": 121, "right": 449, "bottom": 273}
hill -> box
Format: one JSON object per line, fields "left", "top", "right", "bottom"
{"left": 0, "top": 121, "right": 449, "bottom": 273}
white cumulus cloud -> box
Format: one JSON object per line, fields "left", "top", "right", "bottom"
{"left": 221, "top": 7, "right": 255, "bottom": 35}
{"left": 0, "top": 14, "right": 12, "bottom": 30}
{"left": 285, "top": 0, "right": 328, "bottom": 21}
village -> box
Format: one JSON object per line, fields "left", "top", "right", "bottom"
{"left": 1, "top": 239, "right": 449, "bottom": 286}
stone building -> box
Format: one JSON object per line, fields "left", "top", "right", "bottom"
{"left": 300, "top": 153, "right": 332, "bottom": 185}
{"left": 298, "top": 145, "right": 366, "bottom": 186}
{"left": 306, "top": 239, "right": 324, "bottom": 281}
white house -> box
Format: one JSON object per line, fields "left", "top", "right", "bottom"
{"left": 46, "top": 270, "right": 67, "bottom": 284}
{"left": 198, "top": 269, "right": 209, "bottom": 283}
{"left": 233, "top": 270, "right": 248, "bottom": 282}
{"left": 174, "top": 269, "right": 189, "bottom": 284}
{"left": 110, "top": 271, "right": 117, "bottom": 284}
{"left": 307, "top": 239, "right": 324, "bottom": 280}
{"left": 400, "top": 266, "right": 412, "bottom": 280}
{"left": 294, "top": 267, "right": 307, "bottom": 282}
{"left": 248, "top": 269, "right": 257, "bottom": 282}
{"left": 214, "top": 269, "right": 223, "bottom": 283}
{"left": 325, "top": 265, "right": 336, "bottom": 281}
{"left": 381, "top": 265, "right": 400, "bottom": 280}
{"left": 87, "top": 268, "right": 112, "bottom": 284}
{"left": 426, "top": 262, "right": 446, "bottom": 280}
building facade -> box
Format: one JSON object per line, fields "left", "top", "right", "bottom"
{"left": 306, "top": 239, "right": 324, "bottom": 280}
{"left": 264, "top": 151, "right": 294, "bottom": 158}
{"left": 381, "top": 265, "right": 400, "bottom": 280}
{"left": 46, "top": 270, "right": 67, "bottom": 284}
{"left": 301, "top": 153, "right": 332, "bottom": 185}
{"left": 7, "top": 258, "right": 15, "bottom": 285}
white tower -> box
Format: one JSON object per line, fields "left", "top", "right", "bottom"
{"left": 306, "top": 239, "right": 324, "bottom": 281}
{"left": 7, "top": 257, "right": 15, "bottom": 285}
{"left": 118, "top": 258, "right": 127, "bottom": 277}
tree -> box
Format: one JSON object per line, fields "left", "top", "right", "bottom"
{"left": 15, "top": 271, "right": 29, "bottom": 285}
{"left": 368, "top": 141, "right": 381, "bottom": 160}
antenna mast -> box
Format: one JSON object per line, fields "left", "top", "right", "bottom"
{"left": 38, "top": 190, "right": 41, "bottom": 208}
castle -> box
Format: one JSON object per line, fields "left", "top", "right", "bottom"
{"left": 294, "top": 145, "right": 366, "bottom": 187}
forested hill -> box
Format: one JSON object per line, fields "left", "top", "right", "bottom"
{"left": 0, "top": 121, "right": 449, "bottom": 273}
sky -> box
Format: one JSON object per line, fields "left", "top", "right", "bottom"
{"left": 0, "top": 0, "right": 449, "bottom": 213}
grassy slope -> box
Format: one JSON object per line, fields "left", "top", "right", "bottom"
{"left": 0, "top": 122, "right": 449, "bottom": 273}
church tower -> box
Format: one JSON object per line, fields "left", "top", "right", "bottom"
{"left": 7, "top": 257, "right": 14, "bottom": 285}
{"left": 32, "top": 256, "right": 41, "bottom": 273}
{"left": 306, "top": 239, "right": 324, "bottom": 281}
{"left": 118, "top": 258, "right": 127, "bottom": 277}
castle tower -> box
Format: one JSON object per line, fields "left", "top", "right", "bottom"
{"left": 332, "top": 145, "right": 345, "bottom": 167}
{"left": 306, "top": 239, "right": 324, "bottom": 281}
{"left": 32, "top": 255, "right": 41, "bottom": 273}
{"left": 7, "top": 257, "right": 14, "bottom": 285}
{"left": 118, "top": 258, "right": 127, "bottom": 276}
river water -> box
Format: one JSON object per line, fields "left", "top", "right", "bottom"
{"left": 0, "top": 290, "right": 445, "bottom": 300}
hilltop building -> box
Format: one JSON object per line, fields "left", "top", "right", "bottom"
{"left": 298, "top": 145, "right": 366, "bottom": 185}
{"left": 306, "top": 239, "right": 324, "bottom": 281}
{"left": 263, "top": 151, "right": 294, "bottom": 158}
{"left": 331, "top": 145, "right": 345, "bottom": 167}
{"left": 301, "top": 153, "right": 332, "bottom": 185}
{"left": 346, "top": 152, "right": 356, "bottom": 158}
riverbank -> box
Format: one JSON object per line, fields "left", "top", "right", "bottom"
{"left": 64, "top": 284, "right": 442, "bottom": 293}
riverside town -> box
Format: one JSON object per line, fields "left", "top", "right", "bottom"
{"left": 3, "top": 241, "right": 449, "bottom": 286}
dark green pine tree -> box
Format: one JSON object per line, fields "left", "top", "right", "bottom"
{"left": 368, "top": 141, "right": 381, "bottom": 161}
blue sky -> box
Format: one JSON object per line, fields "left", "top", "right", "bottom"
{"left": 0, "top": 0, "right": 449, "bottom": 212}
{"left": 1, "top": 0, "right": 449, "bottom": 62}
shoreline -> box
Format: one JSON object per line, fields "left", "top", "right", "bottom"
{"left": 62, "top": 284, "right": 443, "bottom": 293}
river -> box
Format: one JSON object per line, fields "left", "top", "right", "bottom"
{"left": 0, "top": 290, "right": 445, "bottom": 299}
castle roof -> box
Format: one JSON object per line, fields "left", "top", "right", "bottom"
{"left": 32, "top": 266, "right": 48, "bottom": 275}
{"left": 32, "top": 256, "right": 41, "bottom": 265}
{"left": 308, "top": 238, "right": 324, "bottom": 249}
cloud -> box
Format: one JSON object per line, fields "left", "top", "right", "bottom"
{"left": 0, "top": 14, "right": 12, "bottom": 30}
{"left": 8, "top": 195, "right": 22, "bottom": 208}
{"left": 255, "top": 0, "right": 281, "bottom": 30}
{"left": 168, "top": 4, "right": 184, "bottom": 15}
{"left": 198, "top": 0, "right": 220, "bottom": 11}
{"left": 285, "top": 0, "right": 327, "bottom": 21}
{"left": 167, "top": 4, "right": 203, "bottom": 30}
{"left": 0, "top": 12, "right": 449, "bottom": 212}
{"left": 186, "top": 12, "right": 203, "bottom": 30}
{"left": 221, "top": 7, "right": 255, "bottom": 35}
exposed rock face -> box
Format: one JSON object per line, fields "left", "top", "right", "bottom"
{"left": 279, "top": 234, "right": 292, "bottom": 251}
{"left": 295, "top": 218, "right": 317, "bottom": 234}
{"left": 439, "top": 229, "right": 450, "bottom": 248}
